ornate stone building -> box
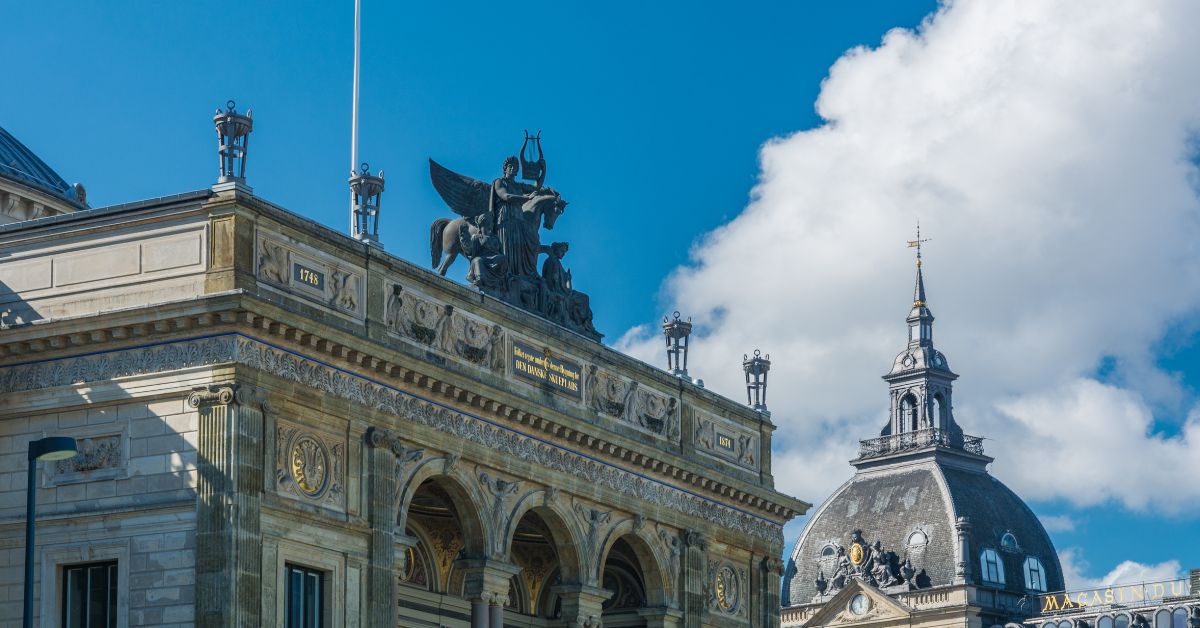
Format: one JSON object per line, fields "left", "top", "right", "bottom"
{"left": 0, "top": 109, "right": 807, "bottom": 627}
{"left": 780, "top": 252, "right": 1064, "bottom": 628}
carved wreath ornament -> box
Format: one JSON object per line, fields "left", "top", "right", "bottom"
{"left": 715, "top": 565, "right": 740, "bottom": 612}
{"left": 290, "top": 435, "right": 329, "bottom": 497}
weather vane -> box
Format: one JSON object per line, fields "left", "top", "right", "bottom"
{"left": 907, "top": 221, "right": 930, "bottom": 267}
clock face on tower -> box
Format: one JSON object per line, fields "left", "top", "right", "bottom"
{"left": 850, "top": 593, "right": 871, "bottom": 616}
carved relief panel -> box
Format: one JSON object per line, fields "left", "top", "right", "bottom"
{"left": 275, "top": 420, "right": 346, "bottom": 510}
{"left": 255, "top": 230, "right": 365, "bottom": 319}
{"left": 694, "top": 411, "right": 759, "bottom": 470}
{"left": 585, "top": 366, "right": 680, "bottom": 441}
{"left": 384, "top": 282, "right": 507, "bottom": 374}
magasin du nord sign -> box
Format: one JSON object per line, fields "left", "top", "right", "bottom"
{"left": 1038, "top": 579, "right": 1191, "bottom": 613}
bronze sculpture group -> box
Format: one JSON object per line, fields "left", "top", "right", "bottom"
{"left": 429, "top": 134, "right": 600, "bottom": 340}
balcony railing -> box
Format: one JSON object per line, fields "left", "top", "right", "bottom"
{"left": 857, "top": 427, "right": 984, "bottom": 460}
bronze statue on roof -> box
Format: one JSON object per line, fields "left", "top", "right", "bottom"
{"left": 428, "top": 133, "right": 600, "bottom": 340}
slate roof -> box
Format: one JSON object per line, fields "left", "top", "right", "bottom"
{"left": 0, "top": 125, "right": 82, "bottom": 207}
{"left": 783, "top": 457, "right": 1063, "bottom": 606}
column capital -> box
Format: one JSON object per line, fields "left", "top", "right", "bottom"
{"left": 638, "top": 607, "right": 684, "bottom": 628}
{"left": 458, "top": 558, "right": 521, "bottom": 603}
{"left": 552, "top": 583, "right": 613, "bottom": 628}
{"left": 187, "top": 383, "right": 269, "bottom": 411}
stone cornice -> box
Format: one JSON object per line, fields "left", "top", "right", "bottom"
{"left": 0, "top": 310, "right": 804, "bottom": 533}
{"left": 0, "top": 297, "right": 807, "bottom": 524}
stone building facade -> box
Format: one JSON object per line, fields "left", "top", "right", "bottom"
{"left": 0, "top": 119, "right": 807, "bottom": 627}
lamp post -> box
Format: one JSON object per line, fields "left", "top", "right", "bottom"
{"left": 662, "top": 311, "right": 692, "bottom": 378}
{"left": 24, "top": 436, "right": 77, "bottom": 628}
{"left": 743, "top": 350, "right": 771, "bottom": 412}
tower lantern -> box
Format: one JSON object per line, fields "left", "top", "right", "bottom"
{"left": 350, "top": 162, "right": 385, "bottom": 246}
{"left": 743, "top": 349, "right": 770, "bottom": 412}
{"left": 213, "top": 100, "right": 253, "bottom": 185}
{"left": 662, "top": 311, "right": 692, "bottom": 378}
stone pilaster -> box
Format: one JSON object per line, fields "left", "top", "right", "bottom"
{"left": 681, "top": 530, "right": 708, "bottom": 627}
{"left": 552, "top": 583, "right": 612, "bottom": 628}
{"left": 191, "top": 383, "right": 268, "bottom": 628}
{"left": 460, "top": 558, "right": 522, "bottom": 628}
{"left": 364, "top": 427, "right": 402, "bottom": 627}
{"left": 955, "top": 516, "right": 972, "bottom": 584}
{"left": 760, "top": 557, "right": 784, "bottom": 628}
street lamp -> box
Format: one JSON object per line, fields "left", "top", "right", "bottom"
{"left": 24, "top": 436, "right": 77, "bottom": 628}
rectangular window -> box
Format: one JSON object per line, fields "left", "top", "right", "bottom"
{"left": 62, "top": 561, "right": 117, "bottom": 628}
{"left": 286, "top": 564, "right": 325, "bottom": 628}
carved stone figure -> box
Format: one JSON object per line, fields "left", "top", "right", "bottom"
{"left": 586, "top": 366, "right": 638, "bottom": 418}
{"left": 258, "top": 239, "right": 288, "bottom": 284}
{"left": 384, "top": 284, "right": 404, "bottom": 332}
{"left": 329, "top": 270, "right": 357, "bottom": 310}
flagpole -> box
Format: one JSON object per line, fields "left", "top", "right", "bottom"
{"left": 350, "top": 0, "right": 362, "bottom": 235}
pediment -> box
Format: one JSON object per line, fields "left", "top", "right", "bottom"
{"left": 803, "top": 578, "right": 912, "bottom": 628}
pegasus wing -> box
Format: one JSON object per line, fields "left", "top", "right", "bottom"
{"left": 429, "top": 159, "right": 491, "bottom": 219}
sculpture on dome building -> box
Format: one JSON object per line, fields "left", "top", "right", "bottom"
{"left": 428, "top": 133, "right": 600, "bottom": 340}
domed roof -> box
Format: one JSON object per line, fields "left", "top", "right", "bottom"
{"left": 0, "top": 125, "right": 83, "bottom": 207}
{"left": 888, "top": 344, "right": 951, "bottom": 375}
{"left": 782, "top": 455, "right": 1064, "bottom": 606}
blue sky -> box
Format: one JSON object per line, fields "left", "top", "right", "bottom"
{"left": 5, "top": 0, "right": 1199, "bottom": 586}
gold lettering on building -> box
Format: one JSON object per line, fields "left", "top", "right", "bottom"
{"left": 511, "top": 341, "right": 582, "bottom": 399}
{"left": 1036, "top": 580, "right": 1191, "bottom": 613}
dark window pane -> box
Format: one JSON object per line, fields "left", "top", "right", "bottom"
{"left": 62, "top": 561, "right": 117, "bottom": 628}
{"left": 286, "top": 564, "right": 325, "bottom": 628}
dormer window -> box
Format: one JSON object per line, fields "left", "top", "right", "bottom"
{"left": 906, "top": 530, "right": 928, "bottom": 548}
{"left": 1024, "top": 556, "right": 1046, "bottom": 591}
{"left": 1000, "top": 532, "right": 1018, "bottom": 552}
{"left": 980, "top": 549, "right": 1005, "bottom": 585}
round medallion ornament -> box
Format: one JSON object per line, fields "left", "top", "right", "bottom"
{"left": 290, "top": 435, "right": 329, "bottom": 497}
{"left": 850, "top": 593, "right": 871, "bottom": 616}
{"left": 849, "top": 542, "right": 866, "bottom": 566}
{"left": 902, "top": 354, "right": 915, "bottom": 368}
{"left": 714, "top": 565, "right": 740, "bottom": 612}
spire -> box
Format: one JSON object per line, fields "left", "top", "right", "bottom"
{"left": 909, "top": 222, "right": 930, "bottom": 308}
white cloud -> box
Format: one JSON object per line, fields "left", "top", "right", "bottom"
{"left": 618, "top": 0, "right": 1200, "bottom": 523}
{"left": 1059, "top": 548, "right": 1182, "bottom": 589}
{"left": 1039, "top": 515, "right": 1078, "bottom": 534}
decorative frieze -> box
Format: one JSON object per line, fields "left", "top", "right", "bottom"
{"left": 56, "top": 434, "right": 121, "bottom": 474}
{"left": 0, "top": 334, "right": 784, "bottom": 542}
{"left": 385, "top": 282, "right": 508, "bottom": 373}
{"left": 695, "top": 411, "right": 759, "bottom": 470}
{"left": 255, "top": 231, "right": 364, "bottom": 318}
{"left": 585, "top": 365, "right": 680, "bottom": 441}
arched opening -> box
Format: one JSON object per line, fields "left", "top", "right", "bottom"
{"left": 900, "top": 394, "right": 919, "bottom": 433}
{"left": 505, "top": 508, "right": 575, "bottom": 620}
{"left": 398, "top": 477, "right": 487, "bottom": 623}
{"left": 602, "top": 538, "right": 649, "bottom": 625}
{"left": 1172, "top": 609, "right": 1187, "bottom": 628}
{"left": 1156, "top": 610, "right": 1172, "bottom": 628}
{"left": 932, "top": 393, "right": 946, "bottom": 428}
{"left": 398, "top": 531, "right": 435, "bottom": 592}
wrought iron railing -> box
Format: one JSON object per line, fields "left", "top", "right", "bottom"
{"left": 856, "top": 427, "right": 984, "bottom": 459}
